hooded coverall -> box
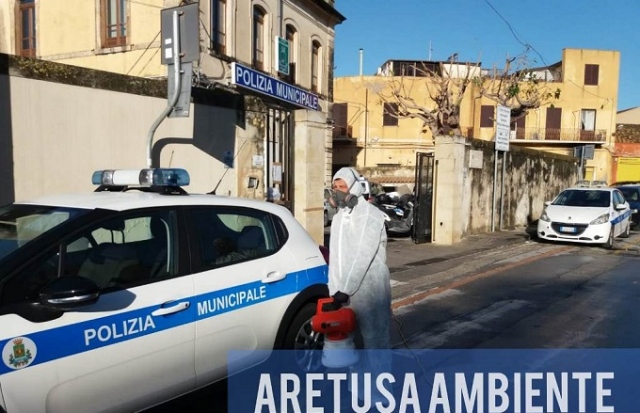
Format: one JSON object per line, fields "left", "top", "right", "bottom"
{"left": 328, "top": 167, "right": 391, "bottom": 350}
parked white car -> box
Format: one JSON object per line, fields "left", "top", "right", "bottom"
{"left": 0, "top": 168, "right": 328, "bottom": 413}
{"left": 537, "top": 185, "right": 631, "bottom": 248}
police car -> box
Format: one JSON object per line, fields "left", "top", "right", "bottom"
{"left": 0, "top": 168, "right": 328, "bottom": 413}
{"left": 537, "top": 184, "right": 631, "bottom": 248}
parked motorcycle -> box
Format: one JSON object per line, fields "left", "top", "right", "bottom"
{"left": 374, "top": 193, "right": 414, "bottom": 237}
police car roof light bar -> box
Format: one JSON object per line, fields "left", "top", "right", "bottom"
{"left": 92, "top": 168, "right": 190, "bottom": 187}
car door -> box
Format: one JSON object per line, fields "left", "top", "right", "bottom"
{"left": 0, "top": 209, "right": 195, "bottom": 413}
{"left": 186, "top": 206, "right": 303, "bottom": 387}
{"left": 612, "top": 190, "right": 629, "bottom": 236}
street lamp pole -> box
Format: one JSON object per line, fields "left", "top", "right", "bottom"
{"left": 364, "top": 87, "right": 368, "bottom": 167}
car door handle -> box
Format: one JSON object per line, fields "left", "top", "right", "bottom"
{"left": 262, "top": 271, "right": 285, "bottom": 284}
{"left": 151, "top": 301, "right": 190, "bottom": 316}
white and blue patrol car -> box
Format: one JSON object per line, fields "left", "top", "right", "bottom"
{"left": 0, "top": 168, "right": 328, "bottom": 413}
{"left": 537, "top": 184, "right": 632, "bottom": 248}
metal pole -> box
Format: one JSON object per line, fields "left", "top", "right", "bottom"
{"left": 146, "top": 10, "right": 182, "bottom": 168}
{"left": 500, "top": 151, "right": 505, "bottom": 230}
{"left": 492, "top": 147, "right": 498, "bottom": 232}
{"left": 359, "top": 48, "right": 363, "bottom": 76}
{"left": 364, "top": 88, "right": 368, "bottom": 167}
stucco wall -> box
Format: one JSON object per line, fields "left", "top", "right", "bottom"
{"left": 433, "top": 136, "right": 579, "bottom": 244}
{"left": 0, "top": 59, "right": 326, "bottom": 242}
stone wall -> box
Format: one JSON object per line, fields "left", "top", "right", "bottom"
{"left": 433, "top": 136, "right": 579, "bottom": 244}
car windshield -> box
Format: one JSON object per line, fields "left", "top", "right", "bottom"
{"left": 619, "top": 187, "right": 639, "bottom": 202}
{"left": 552, "top": 189, "right": 610, "bottom": 208}
{"left": 0, "top": 204, "right": 87, "bottom": 260}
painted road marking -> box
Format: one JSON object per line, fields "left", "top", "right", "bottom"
{"left": 395, "top": 300, "right": 533, "bottom": 349}
{"left": 390, "top": 279, "right": 408, "bottom": 287}
{"left": 391, "top": 245, "right": 573, "bottom": 311}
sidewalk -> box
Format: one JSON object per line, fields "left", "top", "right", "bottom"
{"left": 385, "top": 229, "right": 531, "bottom": 273}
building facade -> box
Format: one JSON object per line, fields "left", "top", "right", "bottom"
{"left": 0, "top": 0, "right": 345, "bottom": 243}
{"left": 333, "top": 48, "right": 620, "bottom": 185}
{"left": 612, "top": 107, "right": 640, "bottom": 182}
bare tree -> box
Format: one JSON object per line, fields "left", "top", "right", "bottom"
{"left": 378, "top": 60, "right": 479, "bottom": 138}
{"left": 377, "top": 54, "right": 561, "bottom": 138}
{"left": 476, "top": 54, "right": 561, "bottom": 122}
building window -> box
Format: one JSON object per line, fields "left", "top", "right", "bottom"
{"left": 101, "top": 0, "right": 127, "bottom": 48}
{"left": 584, "top": 64, "right": 599, "bottom": 86}
{"left": 383, "top": 103, "right": 398, "bottom": 126}
{"left": 311, "top": 41, "right": 321, "bottom": 92}
{"left": 580, "top": 109, "right": 596, "bottom": 141}
{"left": 17, "top": 0, "right": 36, "bottom": 58}
{"left": 480, "top": 105, "right": 494, "bottom": 128}
{"left": 285, "top": 24, "right": 297, "bottom": 83}
{"left": 211, "top": 0, "right": 226, "bottom": 54}
{"left": 252, "top": 6, "right": 266, "bottom": 71}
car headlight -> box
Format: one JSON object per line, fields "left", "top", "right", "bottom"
{"left": 540, "top": 210, "right": 551, "bottom": 222}
{"left": 590, "top": 213, "right": 610, "bottom": 225}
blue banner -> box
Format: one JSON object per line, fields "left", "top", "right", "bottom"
{"left": 228, "top": 349, "right": 639, "bottom": 412}
{"left": 231, "top": 62, "right": 320, "bottom": 111}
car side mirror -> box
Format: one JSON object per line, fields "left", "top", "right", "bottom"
{"left": 615, "top": 203, "right": 628, "bottom": 211}
{"left": 39, "top": 276, "right": 100, "bottom": 310}
{"left": 544, "top": 201, "right": 552, "bottom": 206}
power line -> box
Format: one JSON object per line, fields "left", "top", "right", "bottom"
{"left": 124, "top": 0, "right": 164, "bottom": 9}
{"left": 126, "top": 30, "right": 161, "bottom": 75}
{"left": 481, "top": 0, "right": 548, "bottom": 67}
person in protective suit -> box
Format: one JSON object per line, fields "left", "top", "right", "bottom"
{"left": 328, "top": 167, "right": 391, "bottom": 350}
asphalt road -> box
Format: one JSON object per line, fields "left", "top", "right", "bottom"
{"left": 148, "top": 229, "right": 640, "bottom": 412}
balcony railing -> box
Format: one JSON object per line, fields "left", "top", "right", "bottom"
{"left": 465, "top": 127, "right": 607, "bottom": 142}
{"left": 511, "top": 128, "right": 607, "bottom": 142}
{"left": 332, "top": 125, "right": 353, "bottom": 140}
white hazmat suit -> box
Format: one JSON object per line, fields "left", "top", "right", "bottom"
{"left": 328, "top": 167, "right": 391, "bottom": 350}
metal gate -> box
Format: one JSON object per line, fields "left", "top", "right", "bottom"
{"left": 412, "top": 152, "right": 434, "bottom": 244}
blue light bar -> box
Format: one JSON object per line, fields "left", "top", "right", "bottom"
{"left": 140, "top": 168, "right": 190, "bottom": 187}
{"left": 91, "top": 168, "right": 190, "bottom": 187}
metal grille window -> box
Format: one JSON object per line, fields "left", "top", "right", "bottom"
{"left": 311, "top": 41, "right": 321, "bottom": 92}
{"left": 17, "top": 0, "right": 36, "bottom": 58}
{"left": 211, "top": 0, "right": 226, "bottom": 54}
{"left": 101, "top": 0, "right": 127, "bottom": 47}
{"left": 285, "top": 24, "right": 296, "bottom": 83}
{"left": 584, "top": 64, "right": 599, "bottom": 86}
{"left": 252, "top": 6, "right": 265, "bottom": 70}
{"left": 383, "top": 103, "right": 398, "bottom": 126}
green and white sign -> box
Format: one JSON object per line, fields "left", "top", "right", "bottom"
{"left": 275, "top": 36, "right": 289, "bottom": 75}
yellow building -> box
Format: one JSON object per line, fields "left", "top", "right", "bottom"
{"left": 333, "top": 48, "right": 620, "bottom": 184}
{"left": 0, "top": 0, "right": 345, "bottom": 243}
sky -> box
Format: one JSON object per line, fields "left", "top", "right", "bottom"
{"left": 333, "top": 0, "right": 639, "bottom": 111}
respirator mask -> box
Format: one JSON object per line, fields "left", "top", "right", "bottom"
{"left": 326, "top": 188, "right": 358, "bottom": 209}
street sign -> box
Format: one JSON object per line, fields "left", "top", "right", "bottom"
{"left": 495, "top": 105, "right": 511, "bottom": 152}
{"left": 275, "top": 37, "right": 289, "bottom": 75}
{"left": 160, "top": 3, "right": 199, "bottom": 65}
{"left": 574, "top": 144, "right": 595, "bottom": 160}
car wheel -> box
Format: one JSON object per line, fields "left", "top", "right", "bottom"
{"left": 621, "top": 221, "right": 631, "bottom": 238}
{"left": 324, "top": 211, "right": 329, "bottom": 227}
{"left": 603, "top": 228, "right": 615, "bottom": 249}
{"left": 282, "top": 302, "right": 325, "bottom": 373}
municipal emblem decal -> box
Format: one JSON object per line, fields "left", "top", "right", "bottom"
{"left": 2, "top": 337, "right": 37, "bottom": 370}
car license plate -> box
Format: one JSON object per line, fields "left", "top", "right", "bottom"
{"left": 560, "top": 226, "right": 577, "bottom": 233}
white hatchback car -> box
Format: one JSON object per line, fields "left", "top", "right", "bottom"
{"left": 0, "top": 169, "right": 328, "bottom": 413}
{"left": 537, "top": 185, "right": 631, "bottom": 248}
